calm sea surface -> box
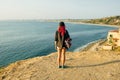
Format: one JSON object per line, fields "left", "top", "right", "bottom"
{"left": 0, "top": 21, "right": 116, "bottom": 67}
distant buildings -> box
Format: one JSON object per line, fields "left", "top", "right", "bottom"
{"left": 107, "top": 28, "right": 120, "bottom": 46}
{"left": 102, "top": 28, "right": 120, "bottom": 50}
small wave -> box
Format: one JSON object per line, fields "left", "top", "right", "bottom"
{"left": 73, "top": 39, "right": 103, "bottom": 52}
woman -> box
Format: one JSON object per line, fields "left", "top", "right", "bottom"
{"left": 55, "top": 22, "right": 70, "bottom": 68}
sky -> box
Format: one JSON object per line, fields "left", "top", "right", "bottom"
{"left": 0, "top": 0, "right": 120, "bottom": 20}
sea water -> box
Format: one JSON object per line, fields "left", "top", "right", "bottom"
{"left": 0, "top": 21, "right": 116, "bottom": 67}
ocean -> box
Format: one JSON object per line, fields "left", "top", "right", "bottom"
{"left": 0, "top": 21, "right": 116, "bottom": 67}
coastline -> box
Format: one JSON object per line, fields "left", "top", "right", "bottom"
{"left": 0, "top": 22, "right": 120, "bottom": 80}
{"left": 80, "top": 39, "right": 106, "bottom": 51}
{"left": 0, "top": 21, "right": 116, "bottom": 68}
{"left": 0, "top": 39, "right": 105, "bottom": 69}
{"left": 1, "top": 37, "right": 120, "bottom": 80}
{"left": 73, "top": 39, "right": 106, "bottom": 52}
{"left": 66, "top": 21, "right": 120, "bottom": 28}
{"left": 0, "top": 22, "right": 118, "bottom": 67}
{"left": 1, "top": 47, "right": 120, "bottom": 80}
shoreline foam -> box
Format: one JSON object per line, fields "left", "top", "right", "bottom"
{"left": 80, "top": 39, "right": 106, "bottom": 51}
{"left": 74, "top": 39, "right": 106, "bottom": 52}
{"left": 74, "top": 39, "right": 103, "bottom": 52}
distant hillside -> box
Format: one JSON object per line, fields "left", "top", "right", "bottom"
{"left": 44, "top": 16, "right": 120, "bottom": 26}
{"left": 83, "top": 16, "right": 120, "bottom": 26}
{"left": 44, "top": 19, "right": 84, "bottom": 22}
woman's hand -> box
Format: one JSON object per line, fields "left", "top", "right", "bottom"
{"left": 54, "top": 41, "right": 57, "bottom": 50}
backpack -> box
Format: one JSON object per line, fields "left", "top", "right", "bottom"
{"left": 65, "top": 37, "right": 72, "bottom": 49}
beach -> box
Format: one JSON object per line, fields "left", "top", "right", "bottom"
{"left": 0, "top": 41, "right": 120, "bottom": 80}
{"left": 80, "top": 39, "right": 108, "bottom": 52}
{"left": 68, "top": 22, "right": 120, "bottom": 28}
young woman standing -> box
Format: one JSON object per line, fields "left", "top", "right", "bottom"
{"left": 55, "top": 22, "right": 70, "bottom": 68}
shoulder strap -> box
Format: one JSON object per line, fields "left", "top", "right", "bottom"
{"left": 65, "top": 30, "right": 70, "bottom": 39}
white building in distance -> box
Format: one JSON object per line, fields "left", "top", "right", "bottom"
{"left": 107, "top": 28, "right": 120, "bottom": 46}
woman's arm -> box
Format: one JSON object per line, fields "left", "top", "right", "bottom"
{"left": 54, "top": 31, "right": 58, "bottom": 49}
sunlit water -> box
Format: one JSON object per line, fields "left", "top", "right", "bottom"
{"left": 0, "top": 21, "right": 116, "bottom": 67}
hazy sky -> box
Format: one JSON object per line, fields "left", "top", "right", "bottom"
{"left": 0, "top": 0, "right": 120, "bottom": 20}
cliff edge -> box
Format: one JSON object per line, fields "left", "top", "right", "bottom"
{"left": 0, "top": 51, "right": 120, "bottom": 80}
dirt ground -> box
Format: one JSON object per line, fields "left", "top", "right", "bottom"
{"left": 0, "top": 51, "right": 120, "bottom": 80}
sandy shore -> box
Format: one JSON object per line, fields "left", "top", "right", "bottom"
{"left": 80, "top": 39, "right": 106, "bottom": 51}
{"left": 0, "top": 44, "right": 120, "bottom": 80}
{"left": 67, "top": 22, "right": 120, "bottom": 28}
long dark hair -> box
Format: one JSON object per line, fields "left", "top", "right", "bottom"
{"left": 58, "top": 22, "right": 66, "bottom": 36}
{"left": 59, "top": 22, "right": 65, "bottom": 26}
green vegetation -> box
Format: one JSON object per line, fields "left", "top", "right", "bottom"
{"left": 0, "top": 67, "right": 4, "bottom": 74}
{"left": 82, "top": 16, "right": 120, "bottom": 26}
{"left": 45, "top": 16, "right": 120, "bottom": 26}
{"left": 114, "top": 46, "right": 120, "bottom": 51}
{"left": 0, "top": 67, "right": 3, "bottom": 71}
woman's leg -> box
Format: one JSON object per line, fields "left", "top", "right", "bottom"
{"left": 61, "top": 47, "right": 66, "bottom": 67}
{"left": 57, "top": 48, "right": 62, "bottom": 67}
